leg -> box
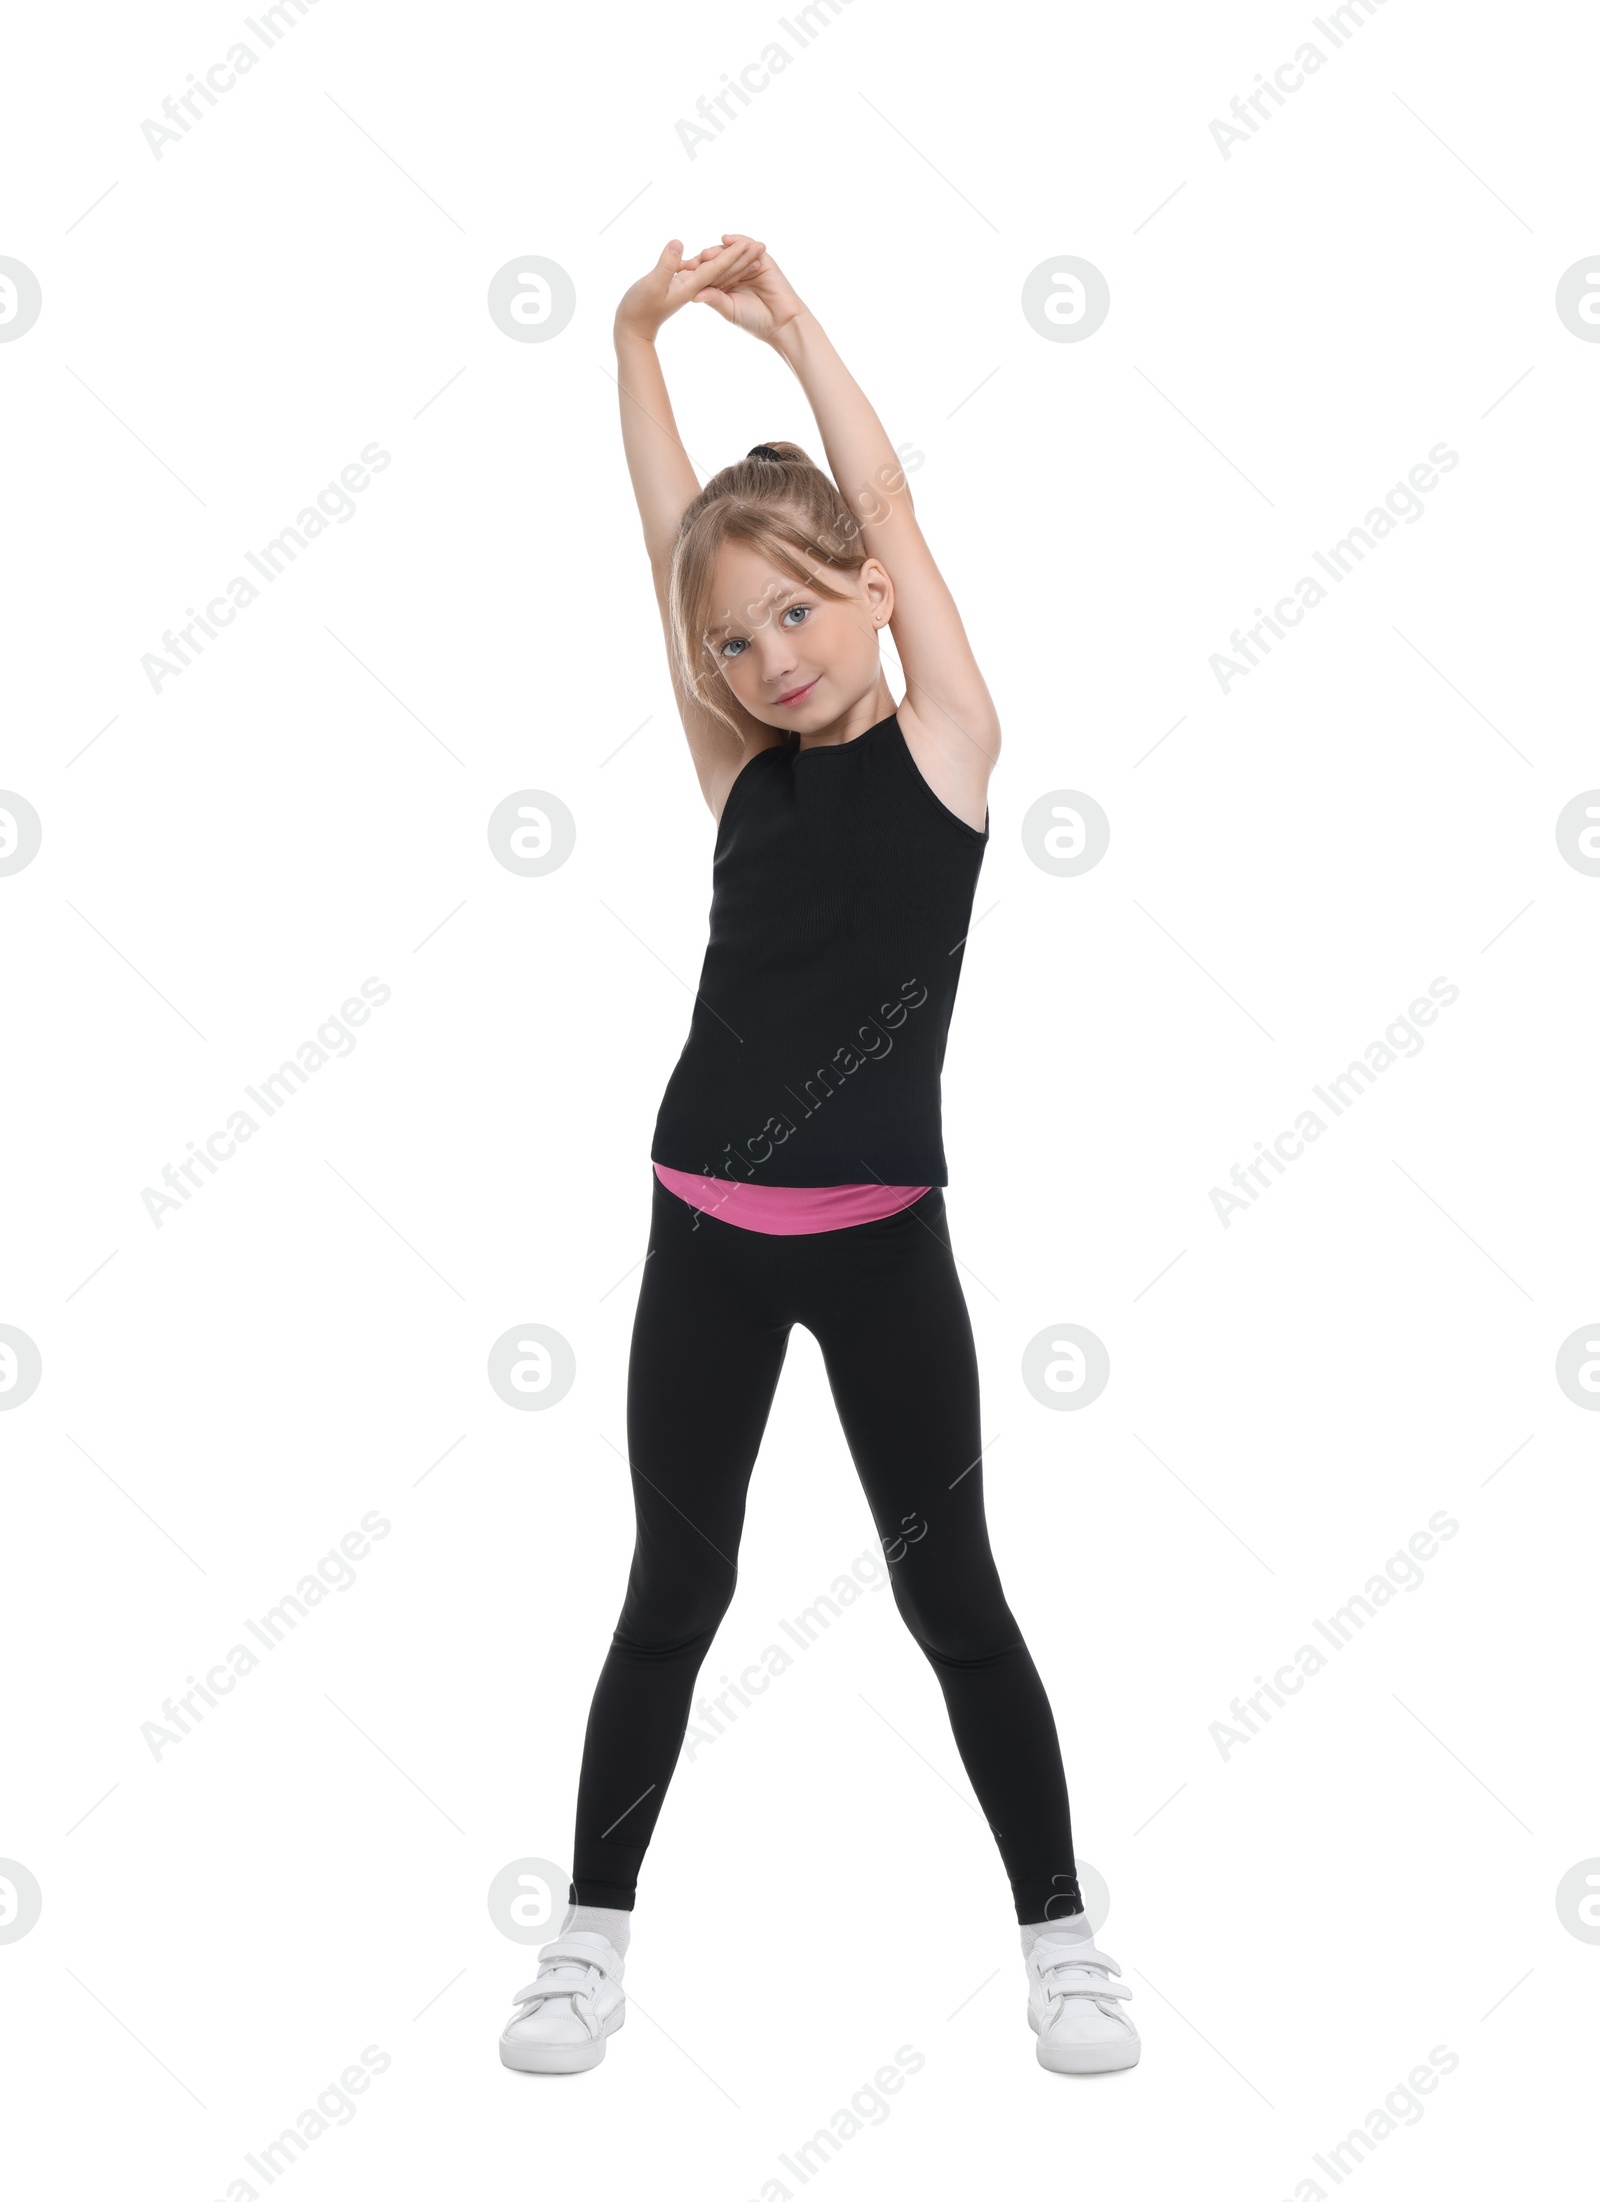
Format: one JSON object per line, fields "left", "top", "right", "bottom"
{"left": 800, "top": 1193, "right": 1081, "bottom": 1925}
{"left": 567, "top": 1179, "right": 792, "bottom": 1908}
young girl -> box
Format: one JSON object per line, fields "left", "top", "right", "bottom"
{"left": 498, "top": 235, "right": 1139, "bottom": 2078}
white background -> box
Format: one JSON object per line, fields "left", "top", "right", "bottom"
{"left": 2, "top": 0, "right": 1597, "bottom": 2193}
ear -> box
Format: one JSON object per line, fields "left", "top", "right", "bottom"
{"left": 862, "top": 558, "right": 895, "bottom": 630}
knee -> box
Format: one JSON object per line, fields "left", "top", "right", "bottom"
{"left": 614, "top": 1558, "right": 737, "bottom": 1658}
{"left": 889, "top": 1567, "right": 1020, "bottom": 1667}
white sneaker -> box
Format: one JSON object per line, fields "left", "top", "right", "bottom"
{"left": 1026, "top": 1932, "right": 1141, "bottom": 2074}
{"left": 498, "top": 1931, "right": 626, "bottom": 2074}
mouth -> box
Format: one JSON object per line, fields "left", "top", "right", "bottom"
{"left": 774, "top": 677, "right": 820, "bottom": 708}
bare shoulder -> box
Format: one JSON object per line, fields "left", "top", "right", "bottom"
{"left": 648, "top": 564, "right": 786, "bottom": 825}
{"left": 896, "top": 697, "right": 999, "bottom": 837}
{"left": 705, "top": 728, "right": 786, "bottom": 823}
{"left": 660, "top": 634, "right": 784, "bottom": 823}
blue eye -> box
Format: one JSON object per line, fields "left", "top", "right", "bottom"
{"left": 717, "top": 605, "right": 810, "bottom": 659}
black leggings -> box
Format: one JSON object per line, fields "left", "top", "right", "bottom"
{"left": 567, "top": 1174, "right": 1082, "bottom": 1925}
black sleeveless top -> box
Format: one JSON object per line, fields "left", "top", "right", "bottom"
{"left": 650, "top": 711, "right": 989, "bottom": 1188}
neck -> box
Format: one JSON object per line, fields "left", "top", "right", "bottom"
{"left": 795, "top": 680, "right": 897, "bottom": 753}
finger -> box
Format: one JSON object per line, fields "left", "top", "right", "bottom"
{"left": 681, "top": 244, "right": 757, "bottom": 296}
{"left": 703, "top": 241, "right": 763, "bottom": 286}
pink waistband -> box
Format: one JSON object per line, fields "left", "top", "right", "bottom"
{"left": 653, "top": 1163, "right": 930, "bottom": 1236}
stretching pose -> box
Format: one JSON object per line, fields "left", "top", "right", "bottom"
{"left": 498, "top": 235, "right": 1139, "bottom": 2077}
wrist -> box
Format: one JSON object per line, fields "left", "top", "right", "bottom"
{"left": 768, "top": 305, "right": 821, "bottom": 363}
{"left": 614, "top": 318, "right": 659, "bottom": 354}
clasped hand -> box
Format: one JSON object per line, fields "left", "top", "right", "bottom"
{"left": 614, "top": 234, "right": 808, "bottom": 346}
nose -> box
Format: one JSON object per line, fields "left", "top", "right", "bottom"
{"left": 755, "top": 632, "right": 802, "bottom": 687}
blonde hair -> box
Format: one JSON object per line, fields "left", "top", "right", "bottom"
{"left": 668, "top": 442, "right": 869, "bottom": 746}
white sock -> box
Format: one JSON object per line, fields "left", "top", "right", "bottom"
{"left": 1020, "top": 1909, "right": 1091, "bottom": 1957}
{"left": 560, "top": 1902, "right": 632, "bottom": 1956}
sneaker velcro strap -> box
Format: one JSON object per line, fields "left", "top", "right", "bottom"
{"left": 535, "top": 1936, "right": 621, "bottom": 1974}
{"left": 512, "top": 1974, "right": 601, "bottom": 2009}
{"left": 1040, "top": 1966, "right": 1132, "bottom": 1999}
{"left": 509, "top": 1979, "right": 606, "bottom": 2039}
{"left": 511, "top": 1981, "right": 555, "bottom": 2005}
{"left": 1035, "top": 1942, "right": 1120, "bottom": 1974}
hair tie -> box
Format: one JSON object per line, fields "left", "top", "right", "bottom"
{"left": 746, "top": 444, "right": 785, "bottom": 462}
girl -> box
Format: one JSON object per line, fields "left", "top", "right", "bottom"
{"left": 498, "top": 235, "right": 1139, "bottom": 2077}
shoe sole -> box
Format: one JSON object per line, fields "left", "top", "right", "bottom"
{"left": 499, "top": 2005, "right": 624, "bottom": 2074}
{"left": 1029, "top": 2007, "right": 1140, "bottom": 2074}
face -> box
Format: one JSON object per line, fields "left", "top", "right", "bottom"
{"left": 703, "top": 537, "right": 892, "bottom": 731}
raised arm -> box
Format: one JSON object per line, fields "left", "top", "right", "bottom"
{"left": 613, "top": 238, "right": 775, "bottom": 817}
{"left": 689, "top": 235, "right": 1001, "bottom": 814}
